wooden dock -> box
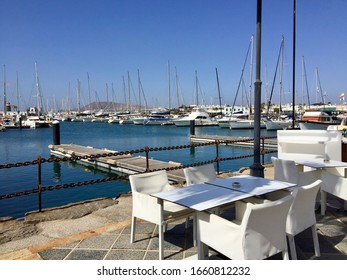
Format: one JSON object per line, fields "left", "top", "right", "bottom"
{"left": 190, "top": 135, "right": 278, "bottom": 150}
{"left": 48, "top": 144, "right": 186, "bottom": 183}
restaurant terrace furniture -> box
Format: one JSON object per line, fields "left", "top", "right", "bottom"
{"left": 271, "top": 157, "right": 321, "bottom": 186}
{"left": 129, "top": 170, "right": 195, "bottom": 260}
{"left": 183, "top": 164, "right": 231, "bottom": 214}
{"left": 266, "top": 180, "right": 322, "bottom": 259}
{"left": 196, "top": 195, "right": 294, "bottom": 260}
{"left": 277, "top": 130, "right": 341, "bottom": 161}
{"left": 321, "top": 169, "right": 347, "bottom": 215}
{"left": 183, "top": 164, "right": 217, "bottom": 186}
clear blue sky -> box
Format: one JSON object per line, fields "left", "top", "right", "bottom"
{"left": 1, "top": 0, "right": 346, "bottom": 111}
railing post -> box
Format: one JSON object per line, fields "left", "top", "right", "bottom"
{"left": 37, "top": 156, "right": 42, "bottom": 212}
{"left": 215, "top": 140, "right": 220, "bottom": 174}
{"left": 145, "top": 146, "right": 149, "bottom": 172}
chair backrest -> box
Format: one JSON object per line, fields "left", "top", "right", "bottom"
{"left": 129, "top": 170, "right": 172, "bottom": 194}
{"left": 271, "top": 156, "right": 298, "bottom": 184}
{"left": 242, "top": 194, "right": 294, "bottom": 259}
{"left": 286, "top": 179, "right": 321, "bottom": 235}
{"left": 183, "top": 164, "right": 217, "bottom": 186}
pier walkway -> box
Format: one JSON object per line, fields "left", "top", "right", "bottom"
{"left": 48, "top": 144, "right": 185, "bottom": 183}
{"left": 190, "top": 135, "right": 278, "bottom": 150}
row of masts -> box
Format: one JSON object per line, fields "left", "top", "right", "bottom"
{"left": 2, "top": 50, "right": 328, "bottom": 117}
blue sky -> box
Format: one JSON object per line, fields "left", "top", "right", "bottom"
{"left": 1, "top": 0, "right": 346, "bottom": 111}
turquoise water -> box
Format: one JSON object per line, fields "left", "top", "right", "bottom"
{"left": 0, "top": 122, "right": 277, "bottom": 218}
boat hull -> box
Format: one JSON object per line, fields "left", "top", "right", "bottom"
{"left": 298, "top": 121, "right": 337, "bottom": 130}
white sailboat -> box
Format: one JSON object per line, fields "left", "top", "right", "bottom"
{"left": 22, "top": 62, "right": 52, "bottom": 128}
{"left": 265, "top": 36, "right": 292, "bottom": 131}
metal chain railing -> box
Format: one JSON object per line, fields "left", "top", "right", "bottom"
{"left": 0, "top": 136, "right": 277, "bottom": 212}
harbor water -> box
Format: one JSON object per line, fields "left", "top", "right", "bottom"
{"left": 0, "top": 122, "right": 277, "bottom": 218}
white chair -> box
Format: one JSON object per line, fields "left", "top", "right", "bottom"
{"left": 266, "top": 180, "right": 322, "bottom": 259}
{"left": 183, "top": 164, "right": 233, "bottom": 214}
{"left": 271, "top": 156, "right": 321, "bottom": 186}
{"left": 196, "top": 195, "right": 294, "bottom": 260}
{"left": 183, "top": 164, "right": 217, "bottom": 186}
{"left": 129, "top": 170, "right": 195, "bottom": 260}
{"left": 321, "top": 169, "right": 347, "bottom": 215}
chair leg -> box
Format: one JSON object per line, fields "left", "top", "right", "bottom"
{"left": 159, "top": 223, "right": 164, "bottom": 260}
{"left": 197, "top": 241, "right": 209, "bottom": 260}
{"left": 193, "top": 213, "right": 197, "bottom": 246}
{"left": 130, "top": 216, "right": 136, "bottom": 243}
{"left": 287, "top": 234, "right": 297, "bottom": 260}
{"left": 321, "top": 190, "right": 327, "bottom": 216}
{"left": 311, "top": 225, "right": 321, "bottom": 257}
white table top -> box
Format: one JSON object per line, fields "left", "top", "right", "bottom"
{"left": 151, "top": 183, "right": 250, "bottom": 211}
{"left": 152, "top": 175, "right": 295, "bottom": 211}
{"left": 295, "top": 158, "right": 347, "bottom": 169}
{"left": 206, "top": 175, "right": 296, "bottom": 196}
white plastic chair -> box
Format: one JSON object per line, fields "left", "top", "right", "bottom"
{"left": 129, "top": 170, "right": 195, "bottom": 260}
{"left": 196, "top": 194, "right": 294, "bottom": 260}
{"left": 266, "top": 180, "right": 322, "bottom": 259}
{"left": 183, "top": 164, "right": 233, "bottom": 214}
{"left": 183, "top": 164, "right": 217, "bottom": 186}
{"left": 271, "top": 156, "right": 321, "bottom": 186}
{"left": 321, "top": 168, "right": 347, "bottom": 215}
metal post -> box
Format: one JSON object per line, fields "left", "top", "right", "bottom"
{"left": 145, "top": 146, "right": 149, "bottom": 172}
{"left": 37, "top": 156, "right": 42, "bottom": 212}
{"left": 215, "top": 140, "right": 220, "bottom": 174}
{"left": 190, "top": 120, "right": 195, "bottom": 135}
{"left": 292, "top": 0, "right": 296, "bottom": 128}
{"left": 52, "top": 121, "right": 60, "bottom": 145}
{"left": 250, "top": 0, "right": 264, "bottom": 177}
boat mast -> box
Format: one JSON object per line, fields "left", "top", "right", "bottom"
{"left": 76, "top": 79, "right": 81, "bottom": 114}
{"left": 35, "top": 62, "right": 43, "bottom": 115}
{"left": 215, "top": 68, "right": 222, "bottom": 115}
{"left": 3, "top": 64, "right": 6, "bottom": 115}
{"left": 279, "top": 36, "right": 284, "bottom": 113}
{"left": 175, "top": 66, "right": 180, "bottom": 108}
{"left": 168, "top": 60, "right": 171, "bottom": 109}
{"left": 195, "top": 70, "right": 199, "bottom": 106}
{"left": 87, "top": 72, "right": 91, "bottom": 112}
{"left": 16, "top": 71, "right": 20, "bottom": 112}
{"left": 137, "top": 69, "right": 141, "bottom": 112}
{"left": 127, "top": 72, "right": 131, "bottom": 112}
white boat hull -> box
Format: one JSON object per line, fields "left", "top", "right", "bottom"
{"left": 229, "top": 120, "right": 266, "bottom": 129}
{"left": 298, "top": 121, "right": 335, "bottom": 130}
{"left": 265, "top": 120, "right": 292, "bottom": 131}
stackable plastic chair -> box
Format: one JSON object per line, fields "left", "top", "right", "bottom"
{"left": 271, "top": 156, "right": 321, "bottom": 186}
{"left": 321, "top": 169, "right": 347, "bottom": 215}
{"left": 183, "top": 164, "right": 233, "bottom": 214}
{"left": 267, "top": 180, "right": 322, "bottom": 259}
{"left": 183, "top": 164, "right": 217, "bottom": 186}
{"left": 196, "top": 195, "right": 294, "bottom": 260}
{"left": 286, "top": 180, "right": 321, "bottom": 259}
{"left": 129, "top": 170, "right": 195, "bottom": 260}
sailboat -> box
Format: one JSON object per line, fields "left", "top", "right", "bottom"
{"left": 265, "top": 36, "right": 292, "bottom": 131}
{"left": 22, "top": 62, "right": 52, "bottom": 128}
{"left": 226, "top": 35, "right": 265, "bottom": 129}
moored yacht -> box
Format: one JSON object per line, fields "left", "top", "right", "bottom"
{"left": 173, "top": 107, "right": 216, "bottom": 127}
{"left": 298, "top": 110, "right": 340, "bottom": 130}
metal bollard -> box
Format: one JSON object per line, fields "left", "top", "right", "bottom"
{"left": 52, "top": 121, "right": 60, "bottom": 145}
